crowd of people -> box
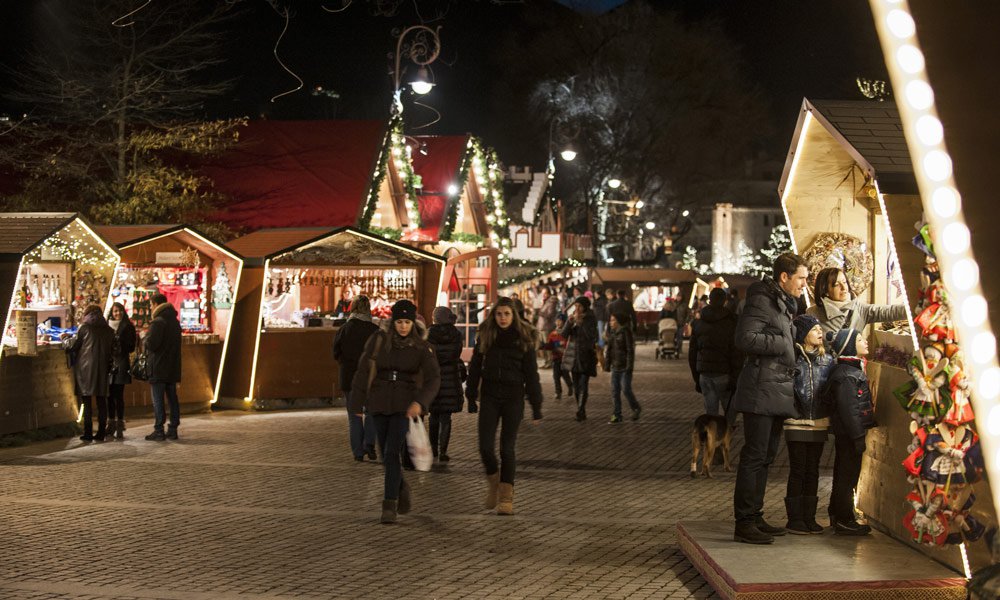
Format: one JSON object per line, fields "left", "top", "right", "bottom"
{"left": 65, "top": 293, "right": 184, "bottom": 443}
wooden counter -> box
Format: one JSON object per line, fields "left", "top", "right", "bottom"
{"left": 251, "top": 328, "right": 340, "bottom": 401}
{"left": 0, "top": 346, "right": 78, "bottom": 435}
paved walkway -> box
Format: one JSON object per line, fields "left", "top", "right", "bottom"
{"left": 0, "top": 343, "right": 832, "bottom": 599}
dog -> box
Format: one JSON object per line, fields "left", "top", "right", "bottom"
{"left": 690, "top": 414, "right": 734, "bottom": 478}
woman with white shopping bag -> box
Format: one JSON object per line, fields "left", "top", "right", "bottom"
{"left": 466, "top": 296, "right": 543, "bottom": 516}
{"left": 351, "top": 299, "right": 440, "bottom": 524}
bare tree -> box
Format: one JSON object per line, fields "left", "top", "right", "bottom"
{"left": 0, "top": 0, "right": 245, "bottom": 230}
{"left": 498, "top": 2, "right": 766, "bottom": 257}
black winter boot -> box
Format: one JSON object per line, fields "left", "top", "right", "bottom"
{"left": 439, "top": 420, "right": 452, "bottom": 462}
{"left": 380, "top": 500, "right": 398, "bottom": 524}
{"left": 734, "top": 521, "right": 773, "bottom": 544}
{"left": 398, "top": 480, "right": 411, "bottom": 515}
{"left": 754, "top": 516, "right": 786, "bottom": 536}
{"left": 114, "top": 420, "right": 125, "bottom": 440}
{"left": 428, "top": 418, "right": 439, "bottom": 459}
{"left": 802, "top": 496, "right": 824, "bottom": 533}
{"left": 784, "top": 497, "right": 810, "bottom": 535}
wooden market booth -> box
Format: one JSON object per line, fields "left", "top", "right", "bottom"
{"left": 95, "top": 225, "right": 243, "bottom": 411}
{"left": 0, "top": 213, "right": 119, "bottom": 435}
{"left": 779, "top": 98, "right": 996, "bottom": 572}
{"left": 588, "top": 267, "right": 698, "bottom": 336}
{"left": 218, "top": 227, "right": 444, "bottom": 408}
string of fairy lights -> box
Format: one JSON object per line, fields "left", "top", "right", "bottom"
{"left": 498, "top": 257, "right": 588, "bottom": 288}
{"left": 359, "top": 117, "right": 423, "bottom": 231}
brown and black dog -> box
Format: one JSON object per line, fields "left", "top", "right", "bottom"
{"left": 690, "top": 414, "right": 735, "bottom": 478}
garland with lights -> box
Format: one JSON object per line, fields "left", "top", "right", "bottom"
{"left": 368, "top": 226, "right": 403, "bottom": 241}
{"left": 440, "top": 138, "right": 512, "bottom": 261}
{"left": 498, "top": 257, "right": 589, "bottom": 288}
{"left": 358, "top": 118, "right": 422, "bottom": 231}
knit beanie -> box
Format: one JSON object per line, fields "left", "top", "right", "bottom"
{"left": 574, "top": 296, "right": 591, "bottom": 311}
{"left": 391, "top": 299, "right": 418, "bottom": 322}
{"left": 432, "top": 305, "right": 457, "bottom": 325}
{"left": 709, "top": 287, "right": 728, "bottom": 306}
{"left": 827, "top": 328, "right": 860, "bottom": 357}
{"left": 793, "top": 314, "right": 821, "bottom": 345}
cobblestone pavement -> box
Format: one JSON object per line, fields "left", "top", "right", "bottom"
{"left": 0, "top": 343, "right": 833, "bottom": 599}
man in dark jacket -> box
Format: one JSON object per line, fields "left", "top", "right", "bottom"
{"left": 607, "top": 290, "right": 637, "bottom": 333}
{"left": 732, "top": 253, "right": 809, "bottom": 544}
{"left": 689, "top": 287, "right": 741, "bottom": 425}
{"left": 593, "top": 288, "right": 611, "bottom": 348}
{"left": 333, "top": 295, "right": 380, "bottom": 461}
{"left": 144, "top": 294, "right": 183, "bottom": 441}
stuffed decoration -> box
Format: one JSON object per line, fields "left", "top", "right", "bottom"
{"left": 904, "top": 485, "right": 950, "bottom": 546}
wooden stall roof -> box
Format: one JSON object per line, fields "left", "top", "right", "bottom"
{"left": 227, "top": 226, "right": 445, "bottom": 265}
{"left": 94, "top": 225, "right": 177, "bottom": 248}
{"left": 590, "top": 268, "right": 698, "bottom": 285}
{"left": 780, "top": 99, "right": 918, "bottom": 197}
{"left": 0, "top": 213, "right": 76, "bottom": 256}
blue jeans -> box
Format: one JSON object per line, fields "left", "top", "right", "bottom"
{"left": 700, "top": 373, "right": 735, "bottom": 425}
{"left": 597, "top": 321, "right": 606, "bottom": 348}
{"left": 371, "top": 413, "right": 409, "bottom": 500}
{"left": 150, "top": 382, "right": 180, "bottom": 432}
{"left": 346, "top": 391, "right": 377, "bottom": 458}
{"left": 610, "top": 370, "right": 640, "bottom": 418}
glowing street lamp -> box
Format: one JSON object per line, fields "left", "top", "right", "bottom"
{"left": 645, "top": 221, "right": 656, "bottom": 230}
{"left": 560, "top": 148, "right": 577, "bottom": 162}
{"left": 408, "top": 67, "right": 434, "bottom": 95}
{"left": 608, "top": 178, "right": 622, "bottom": 189}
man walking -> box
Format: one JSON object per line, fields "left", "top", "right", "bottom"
{"left": 608, "top": 289, "right": 637, "bottom": 333}
{"left": 144, "top": 294, "right": 182, "bottom": 441}
{"left": 732, "top": 253, "right": 808, "bottom": 544}
{"left": 593, "top": 288, "right": 611, "bottom": 348}
{"left": 688, "top": 287, "right": 741, "bottom": 425}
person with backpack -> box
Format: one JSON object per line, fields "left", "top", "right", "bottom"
{"left": 333, "top": 295, "right": 380, "bottom": 462}
{"left": 825, "top": 328, "right": 875, "bottom": 536}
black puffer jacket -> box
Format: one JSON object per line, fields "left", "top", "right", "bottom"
{"left": 732, "top": 278, "right": 797, "bottom": 417}
{"left": 792, "top": 346, "right": 834, "bottom": 420}
{"left": 428, "top": 323, "right": 465, "bottom": 413}
{"left": 825, "top": 358, "right": 875, "bottom": 441}
{"left": 145, "top": 303, "right": 182, "bottom": 384}
{"left": 110, "top": 318, "right": 137, "bottom": 385}
{"left": 688, "top": 304, "right": 740, "bottom": 380}
{"left": 603, "top": 326, "right": 634, "bottom": 372}
{"left": 466, "top": 327, "right": 543, "bottom": 419}
{"left": 333, "top": 316, "right": 379, "bottom": 392}
{"left": 66, "top": 319, "right": 115, "bottom": 396}
{"left": 349, "top": 322, "right": 440, "bottom": 416}
{"left": 561, "top": 311, "right": 598, "bottom": 376}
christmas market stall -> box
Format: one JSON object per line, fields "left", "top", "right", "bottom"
{"left": 588, "top": 267, "right": 698, "bottom": 337}
{"left": 218, "top": 227, "right": 444, "bottom": 408}
{"left": 0, "top": 213, "right": 119, "bottom": 435}
{"left": 779, "top": 98, "right": 996, "bottom": 572}
{"left": 95, "top": 225, "right": 243, "bottom": 411}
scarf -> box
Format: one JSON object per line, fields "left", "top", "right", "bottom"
{"left": 109, "top": 319, "right": 122, "bottom": 330}
{"left": 821, "top": 296, "right": 851, "bottom": 317}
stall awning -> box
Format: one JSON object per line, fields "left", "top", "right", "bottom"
{"left": 94, "top": 225, "right": 178, "bottom": 248}
{"left": 201, "top": 120, "right": 389, "bottom": 231}
{"left": 227, "top": 226, "right": 445, "bottom": 266}
{"left": 0, "top": 213, "right": 76, "bottom": 256}
{"left": 409, "top": 135, "right": 470, "bottom": 241}
{"left": 590, "top": 268, "right": 698, "bottom": 286}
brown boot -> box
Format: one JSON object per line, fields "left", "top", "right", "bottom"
{"left": 497, "top": 482, "right": 514, "bottom": 515}
{"left": 483, "top": 472, "right": 500, "bottom": 509}
{"left": 380, "top": 499, "right": 397, "bottom": 524}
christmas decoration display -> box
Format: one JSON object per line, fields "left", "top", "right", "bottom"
{"left": 358, "top": 117, "right": 422, "bottom": 231}
{"left": 440, "top": 137, "right": 512, "bottom": 260}
{"left": 802, "top": 232, "right": 875, "bottom": 296}
{"left": 212, "top": 262, "right": 234, "bottom": 309}
{"left": 72, "top": 268, "right": 109, "bottom": 324}
{"left": 899, "top": 222, "right": 988, "bottom": 548}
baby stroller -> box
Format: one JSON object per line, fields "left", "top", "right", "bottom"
{"left": 655, "top": 318, "right": 682, "bottom": 359}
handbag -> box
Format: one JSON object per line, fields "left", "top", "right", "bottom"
{"left": 130, "top": 351, "right": 150, "bottom": 381}
{"left": 406, "top": 417, "right": 433, "bottom": 472}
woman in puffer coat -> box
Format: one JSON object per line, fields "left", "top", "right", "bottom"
{"left": 466, "top": 296, "right": 543, "bottom": 516}
{"left": 351, "top": 300, "right": 440, "bottom": 524}
{"left": 427, "top": 306, "right": 465, "bottom": 462}
{"left": 562, "top": 296, "right": 598, "bottom": 422}
{"left": 64, "top": 305, "right": 116, "bottom": 442}
{"left": 783, "top": 315, "right": 834, "bottom": 535}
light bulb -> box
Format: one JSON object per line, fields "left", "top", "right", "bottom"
{"left": 941, "top": 222, "right": 970, "bottom": 254}
{"left": 896, "top": 45, "right": 925, "bottom": 74}
{"left": 608, "top": 179, "right": 621, "bottom": 189}
{"left": 447, "top": 184, "right": 459, "bottom": 196}
{"left": 961, "top": 295, "right": 988, "bottom": 327}
{"left": 931, "top": 187, "right": 960, "bottom": 218}
{"left": 560, "top": 149, "right": 577, "bottom": 162}
{"left": 634, "top": 201, "right": 644, "bottom": 209}
{"left": 887, "top": 9, "right": 916, "bottom": 39}
{"left": 916, "top": 115, "right": 944, "bottom": 146}
{"left": 645, "top": 222, "right": 655, "bottom": 230}
{"left": 979, "top": 367, "right": 1000, "bottom": 401}
{"left": 905, "top": 80, "right": 934, "bottom": 110}
{"left": 923, "top": 151, "right": 953, "bottom": 182}
{"left": 971, "top": 332, "right": 997, "bottom": 364}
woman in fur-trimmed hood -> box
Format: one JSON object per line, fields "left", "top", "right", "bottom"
{"left": 350, "top": 299, "right": 440, "bottom": 524}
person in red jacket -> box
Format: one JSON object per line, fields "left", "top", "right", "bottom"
{"left": 542, "top": 313, "right": 574, "bottom": 400}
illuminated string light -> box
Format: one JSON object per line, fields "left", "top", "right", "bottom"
{"left": 267, "top": 3, "right": 304, "bottom": 104}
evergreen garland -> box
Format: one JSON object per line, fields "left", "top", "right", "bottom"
{"left": 439, "top": 138, "right": 512, "bottom": 261}
{"left": 498, "top": 257, "right": 589, "bottom": 287}
{"left": 358, "top": 117, "right": 422, "bottom": 231}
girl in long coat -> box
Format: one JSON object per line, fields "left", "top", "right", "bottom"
{"left": 106, "top": 302, "right": 136, "bottom": 440}
{"left": 65, "top": 305, "right": 115, "bottom": 442}
{"left": 466, "top": 296, "right": 543, "bottom": 516}
{"left": 427, "top": 306, "right": 465, "bottom": 462}
{"left": 351, "top": 300, "right": 440, "bottom": 524}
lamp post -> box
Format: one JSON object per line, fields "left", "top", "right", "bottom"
{"left": 547, "top": 119, "right": 576, "bottom": 175}
{"left": 391, "top": 25, "right": 441, "bottom": 115}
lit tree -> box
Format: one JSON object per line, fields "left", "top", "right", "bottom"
{"left": 744, "top": 225, "right": 793, "bottom": 277}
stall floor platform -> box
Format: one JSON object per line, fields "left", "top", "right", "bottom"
{"left": 677, "top": 521, "right": 967, "bottom": 600}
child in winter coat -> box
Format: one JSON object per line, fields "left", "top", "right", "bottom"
{"left": 783, "top": 314, "right": 835, "bottom": 534}
{"left": 542, "top": 314, "right": 574, "bottom": 400}
{"left": 824, "top": 328, "right": 875, "bottom": 536}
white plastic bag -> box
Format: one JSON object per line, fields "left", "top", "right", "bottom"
{"left": 406, "top": 417, "right": 433, "bottom": 472}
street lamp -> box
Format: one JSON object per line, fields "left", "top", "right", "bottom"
{"left": 560, "top": 148, "right": 577, "bottom": 162}
{"left": 392, "top": 25, "right": 441, "bottom": 114}
{"left": 645, "top": 221, "right": 655, "bottom": 230}
{"left": 608, "top": 178, "right": 622, "bottom": 189}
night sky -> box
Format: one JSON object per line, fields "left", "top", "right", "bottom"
{"left": 0, "top": 0, "right": 888, "bottom": 168}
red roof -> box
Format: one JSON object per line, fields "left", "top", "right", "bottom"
{"left": 202, "top": 120, "right": 388, "bottom": 231}
{"left": 409, "top": 135, "right": 470, "bottom": 240}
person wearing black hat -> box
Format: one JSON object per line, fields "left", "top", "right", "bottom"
{"left": 427, "top": 306, "right": 464, "bottom": 462}
{"left": 782, "top": 314, "right": 834, "bottom": 535}
{"left": 351, "top": 299, "right": 440, "bottom": 524}
{"left": 561, "top": 296, "right": 599, "bottom": 422}
{"left": 824, "top": 328, "right": 875, "bottom": 536}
